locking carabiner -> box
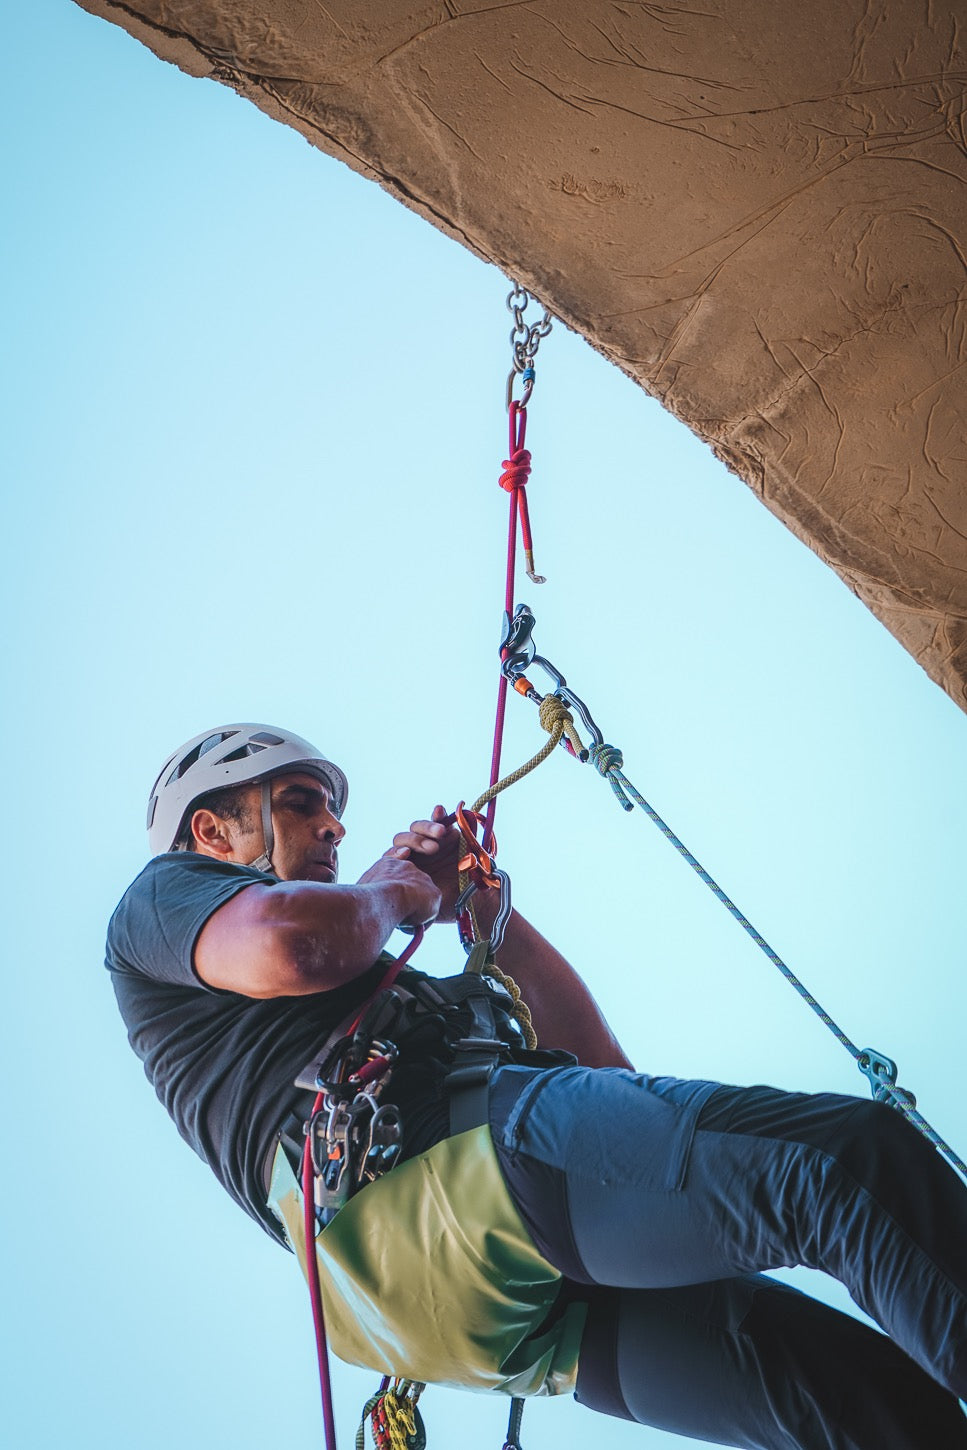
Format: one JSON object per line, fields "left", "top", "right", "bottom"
{"left": 499, "top": 604, "right": 604, "bottom": 752}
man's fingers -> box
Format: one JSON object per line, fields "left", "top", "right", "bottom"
{"left": 393, "top": 821, "right": 446, "bottom": 853}
{"left": 388, "top": 809, "right": 462, "bottom": 871}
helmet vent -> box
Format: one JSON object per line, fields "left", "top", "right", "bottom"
{"left": 169, "top": 731, "right": 235, "bottom": 782}
{"left": 220, "top": 732, "right": 285, "bottom": 764}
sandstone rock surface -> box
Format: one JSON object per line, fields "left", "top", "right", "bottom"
{"left": 74, "top": 1, "right": 967, "bottom": 707}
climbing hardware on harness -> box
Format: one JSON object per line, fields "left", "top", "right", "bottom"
{"left": 356, "top": 1381, "right": 426, "bottom": 1450}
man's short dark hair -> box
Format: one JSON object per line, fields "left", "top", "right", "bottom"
{"left": 174, "top": 784, "right": 255, "bottom": 851}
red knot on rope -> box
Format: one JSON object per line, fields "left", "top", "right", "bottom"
{"left": 499, "top": 447, "right": 532, "bottom": 495}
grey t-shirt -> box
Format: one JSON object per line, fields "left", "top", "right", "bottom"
{"left": 105, "top": 853, "right": 396, "bottom": 1243}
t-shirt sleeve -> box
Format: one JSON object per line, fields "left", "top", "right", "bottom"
{"left": 106, "top": 854, "right": 271, "bottom": 991}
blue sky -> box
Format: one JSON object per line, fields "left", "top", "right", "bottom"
{"left": 4, "top": 5, "right": 965, "bottom": 1448}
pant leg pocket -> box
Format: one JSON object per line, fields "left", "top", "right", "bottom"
{"left": 571, "top": 1076, "right": 700, "bottom": 1193}
{"left": 514, "top": 1067, "right": 704, "bottom": 1194}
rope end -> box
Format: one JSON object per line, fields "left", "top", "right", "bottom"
{"left": 561, "top": 719, "right": 587, "bottom": 758}
{"left": 524, "top": 551, "right": 546, "bottom": 585}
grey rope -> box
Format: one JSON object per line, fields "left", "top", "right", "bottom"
{"left": 588, "top": 743, "right": 967, "bottom": 1182}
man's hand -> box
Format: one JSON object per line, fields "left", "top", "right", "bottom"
{"left": 389, "top": 805, "right": 465, "bottom": 923}
{"left": 383, "top": 809, "right": 631, "bottom": 1067}
{"left": 357, "top": 852, "right": 443, "bottom": 929}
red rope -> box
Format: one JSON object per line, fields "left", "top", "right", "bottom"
{"left": 486, "top": 401, "right": 537, "bottom": 848}
{"left": 301, "top": 927, "right": 425, "bottom": 1450}
{"left": 301, "top": 395, "right": 539, "bottom": 1447}
{"left": 303, "top": 1122, "right": 338, "bottom": 1450}
{"left": 498, "top": 403, "right": 531, "bottom": 615}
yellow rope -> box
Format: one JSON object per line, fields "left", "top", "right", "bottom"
{"left": 357, "top": 1381, "right": 425, "bottom": 1450}
{"left": 455, "top": 696, "right": 583, "bottom": 1050}
{"left": 470, "top": 694, "right": 584, "bottom": 814}
{"left": 486, "top": 962, "right": 537, "bottom": 1049}
{"left": 381, "top": 1385, "right": 419, "bottom": 1450}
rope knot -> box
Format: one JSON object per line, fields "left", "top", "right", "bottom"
{"left": 499, "top": 448, "right": 532, "bottom": 494}
{"left": 590, "top": 742, "right": 624, "bottom": 776}
{"left": 590, "top": 742, "right": 634, "bottom": 811}
{"left": 539, "top": 694, "right": 587, "bottom": 758}
{"left": 538, "top": 693, "right": 572, "bottom": 734}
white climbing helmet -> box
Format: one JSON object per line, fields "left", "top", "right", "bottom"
{"left": 146, "top": 724, "right": 349, "bottom": 868}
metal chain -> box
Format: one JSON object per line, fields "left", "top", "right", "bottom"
{"left": 506, "top": 284, "right": 553, "bottom": 407}
{"left": 506, "top": 283, "right": 553, "bottom": 372}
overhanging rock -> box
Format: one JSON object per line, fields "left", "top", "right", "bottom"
{"left": 74, "top": 1, "right": 967, "bottom": 708}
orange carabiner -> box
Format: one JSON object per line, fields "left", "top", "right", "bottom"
{"left": 454, "top": 802, "right": 500, "bottom": 889}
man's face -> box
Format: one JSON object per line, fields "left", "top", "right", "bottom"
{"left": 244, "top": 771, "right": 346, "bottom": 882}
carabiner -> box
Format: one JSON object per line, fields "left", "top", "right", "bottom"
{"left": 454, "top": 802, "right": 500, "bottom": 888}
{"left": 489, "top": 868, "right": 513, "bottom": 955}
{"left": 498, "top": 606, "right": 604, "bottom": 747}
{"left": 506, "top": 367, "right": 535, "bottom": 412}
{"left": 455, "top": 879, "right": 479, "bottom": 916}
{"left": 555, "top": 682, "right": 604, "bottom": 750}
{"left": 499, "top": 603, "right": 538, "bottom": 680}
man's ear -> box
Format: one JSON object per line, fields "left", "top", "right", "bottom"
{"left": 190, "top": 808, "right": 234, "bottom": 859}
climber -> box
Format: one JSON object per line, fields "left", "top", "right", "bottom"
{"left": 106, "top": 723, "right": 967, "bottom": 1450}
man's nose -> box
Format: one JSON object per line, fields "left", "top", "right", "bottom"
{"left": 319, "top": 813, "right": 346, "bottom": 842}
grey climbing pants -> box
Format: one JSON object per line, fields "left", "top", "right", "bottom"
{"left": 488, "top": 1066, "right": 967, "bottom": 1450}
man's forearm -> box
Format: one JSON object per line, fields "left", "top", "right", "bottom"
{"left": 195, "top": 858, "right": 440, "bottom": 998}
{"left": 267, "top": 879, "right": 423, "bottom": 988}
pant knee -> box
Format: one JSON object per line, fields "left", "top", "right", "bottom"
{"left": 575, "top": 1278, "right": 967, "bottom": 1450}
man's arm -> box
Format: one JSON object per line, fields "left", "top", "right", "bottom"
{"left": 483, "top": 904, "right": 633, "bottom": 1069}
{"left": 194, "top": 856, "right": 441, "bottom": 998}
{"left": 392, "top": 808, "right": 634, "bottom": 1069}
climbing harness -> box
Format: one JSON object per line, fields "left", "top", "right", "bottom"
{"left": 290, "top": 930, "right": 555, "bottom": 1449}
{"left": 291, "top": 875, "right": 555, "bottom": 1444}
{"left": 298, "top": 937, "right": 423, "bottom": 1450}
{"left": 303, "top": 1006, "right": 404, "bottom": 1227}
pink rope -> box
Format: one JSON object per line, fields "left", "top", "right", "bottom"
{"left": 301, "top": 926, "right": 425, "bottom": 1450}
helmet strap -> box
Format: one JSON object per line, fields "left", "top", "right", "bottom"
{"left": 249, "top": 779, "right": 276, "bottom": 874}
